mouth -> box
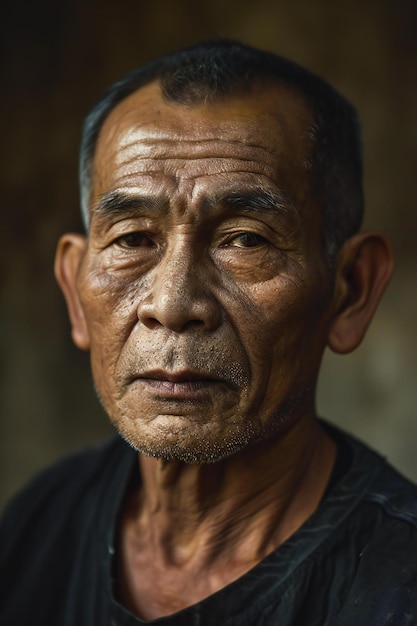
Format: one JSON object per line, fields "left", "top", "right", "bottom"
{"left": 129, "top": 369, "right": 231, "bottom": 400}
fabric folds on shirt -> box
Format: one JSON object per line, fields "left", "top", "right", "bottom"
{"left": 1, "top": 422, "right": 417, "bottom": 626}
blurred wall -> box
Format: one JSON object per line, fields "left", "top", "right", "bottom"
{"left": 1, "top": 0, "right": 416, "bottom": 507}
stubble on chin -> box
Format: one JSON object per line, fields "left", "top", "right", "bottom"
{"left": 99, "top": 384, "right": 313, "bottom": 465}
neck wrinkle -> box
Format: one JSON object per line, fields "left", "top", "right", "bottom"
{"left": 131, "top": 415, "right": 337, "bottom": 567}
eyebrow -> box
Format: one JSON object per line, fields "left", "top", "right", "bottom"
{"left": 216, "top": 189, "right": 297, "bottom": 217}
{"left": 92, "top": 188, "right": 298, "bottom": 223}
{"left": 93, "top": 191, "right": 169, "bottom": 218}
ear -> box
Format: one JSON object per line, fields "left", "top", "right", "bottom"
{"left": 54, "top": 233, "right": 90, "bottom": 351}
{"left": 327, "top": 231, "right": 393, "bottom": 354}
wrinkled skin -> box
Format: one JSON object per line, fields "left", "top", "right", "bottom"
{"left": 54, "top": 80, "right": 394, "bottom": 619}
{"left": 69, "top": 81, "right": 335, "bottom": 463}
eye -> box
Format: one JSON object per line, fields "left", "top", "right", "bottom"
{"left": 115, "top": 232, "right": 154, "bottom": 248}
{"left": 228, "top": 232, "right": 268, "bottom": 248}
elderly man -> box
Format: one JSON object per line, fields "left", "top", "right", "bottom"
{"left": 1, "top": 40, "right": 415, "bottom": 625}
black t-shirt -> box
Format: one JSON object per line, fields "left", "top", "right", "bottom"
{"left": 2, "top": 424, "right": 417, "bottom": 625}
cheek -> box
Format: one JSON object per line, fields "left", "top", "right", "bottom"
{"left": 238, "top": 275, "right": 328, "bottom": 379}
{"left": 242, "top": 275, "right": 302, "bottom": 333}
{"left": 79, "top": 262, "right": 148, "bottom": 330}
{"left": 77, "top": 264, "right": 149, "bottom": 392}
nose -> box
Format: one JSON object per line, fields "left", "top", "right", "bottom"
{"left": 137, "top": 240, "right": 222, "bottom": 333}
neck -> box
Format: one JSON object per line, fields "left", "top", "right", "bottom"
{"left": 116, "top": 414, "right": 337, "bottom": 619}
{"left": 125, "top": 415, "right": 336, "bottom": 566}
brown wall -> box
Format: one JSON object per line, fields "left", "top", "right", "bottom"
{"left": 1, "top": 0, "right": 416, "bottom": 506}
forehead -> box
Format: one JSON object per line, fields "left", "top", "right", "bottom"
{"left": 91, "top": 80, "right": 314, "bottom": 212}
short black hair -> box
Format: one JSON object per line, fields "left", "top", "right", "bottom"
{"left": 80, "top": 39, "right": 364, "bottom": 262}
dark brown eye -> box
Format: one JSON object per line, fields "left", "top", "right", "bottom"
{"left": 117, "top": 232, "right": 153, "bottom": 248}
{"left": 230, "top": 233, "right": 268, "bottom": 248}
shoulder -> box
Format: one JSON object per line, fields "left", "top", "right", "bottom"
{"left": 339, "top": 425, "right": 417, "bottom": 525}
{"left": 324, "top": 420, "right": 417, "bottom": 515}
{"left": 322, "top": 422, "right": 417, "bottom": 584}
{"left": 0, "top": 436, "right": 135, "bottom": 549}
{"left": 328, "top": 425, "right": 417, "bottom": 624}
{"left": 0, "top": 436, "right": 136, "bottom": 625}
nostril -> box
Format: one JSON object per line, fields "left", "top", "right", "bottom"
{"left": 182, "top": 318, "right": 206, "bottom": 331}
{"left": 139, "top": 316, "right": 164, "bottom": 331}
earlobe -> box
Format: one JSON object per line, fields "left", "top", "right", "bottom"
{"left": 327, "top": 231, "right": 393, "bottom": 354}
{"left": 54, "top": 234, "right": 91, "bottom": 350}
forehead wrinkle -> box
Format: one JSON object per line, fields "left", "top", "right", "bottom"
{"left": 116, "top": 132, "right": 277, "bottom": 160}
{"left": 114, "top": 161, "right": 278, "bottom": 184}
{"left": 111, "top": 141, "right": 278, "bottom": 182}
{"left": 118, "top": 153, "right": 276, "bottom": 165}
{"left": 94, "top": 99, "right": 313, "bottom": 221}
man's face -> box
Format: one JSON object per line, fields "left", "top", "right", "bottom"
{"left": 74, "top": 81, "right": 334, "bottom": 463}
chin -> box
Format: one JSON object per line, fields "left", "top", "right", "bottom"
{"left": 107, "top": 384, "right": 313, "bottom": 464}
{"left": 111, "top": 414, "right": 285, "bottom": 465}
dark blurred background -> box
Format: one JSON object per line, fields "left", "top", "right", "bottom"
{"left": 1, "top": 0, "right": 416, "bottom": 507}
